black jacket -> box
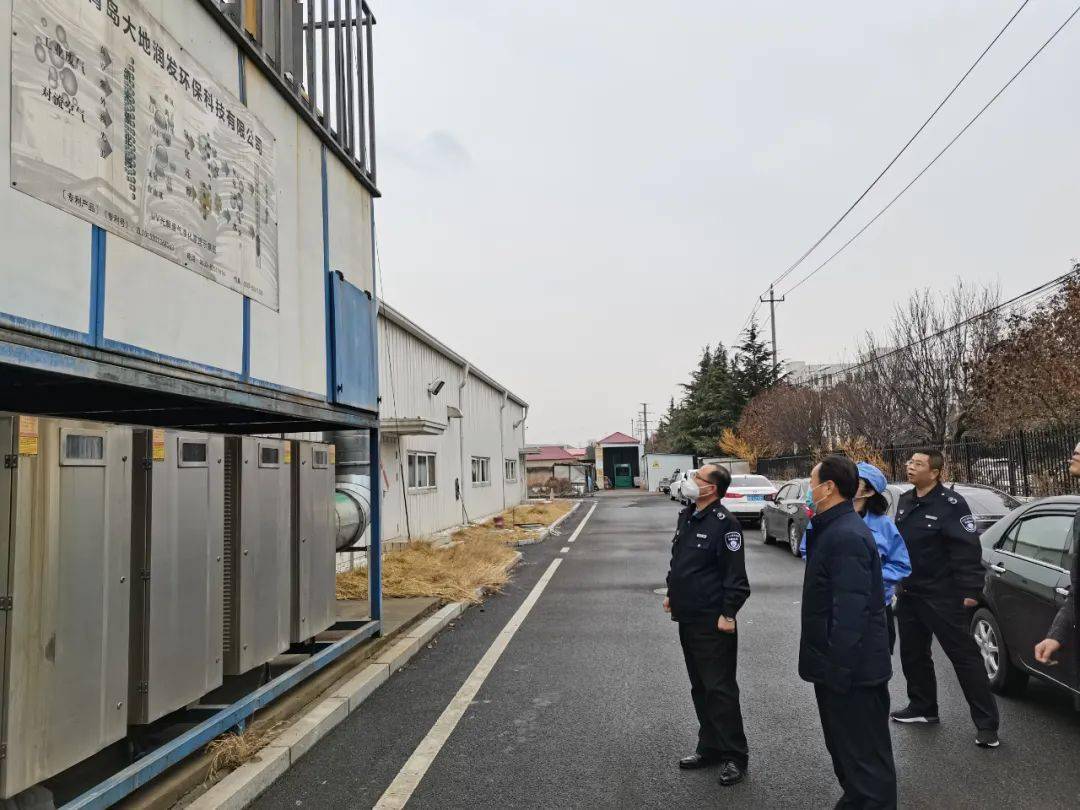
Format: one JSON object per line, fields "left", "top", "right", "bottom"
{"left": 895, "top": 483, "right": 985, "bottom": 601}
{"left": 1048, "top": 511, "right": 1079, "bottom": 648}
{"left": 666, "top": 502, "right": 750, "bottom": 623}
{"left": 799, "top": 501, "right": 891, "bottom": 693}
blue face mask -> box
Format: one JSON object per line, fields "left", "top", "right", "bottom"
{"left": 805, "top": 487, "right": 815, "bottom": 509}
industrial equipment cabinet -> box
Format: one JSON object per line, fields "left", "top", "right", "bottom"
{"left": 0, "top": 415, "right": 132, "bottom": 798}
{"left": 223, "top": 436, "right": 291, "bottom": 675}
{"left": 129, "top": 430, "right": 225, "bottom": 725}
{"left": 290, "top": 440, "right": 336, "bottom": 642}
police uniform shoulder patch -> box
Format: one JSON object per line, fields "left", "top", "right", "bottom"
{"left": 725, "top": 531, "right": 742, "bottom": 551}
{"left": 948, "top": 496, "right": 958, "bottom": 505}
{"left": 961, "top": 515, "right": 977, "bottom": 533}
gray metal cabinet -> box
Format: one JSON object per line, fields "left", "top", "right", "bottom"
{"left": 0, "top": 415, "right": 131, "bottom": 799}
{"left": 290, "top": 441, "right": 336, "bottom": 642}
{"left": 129, "top": 430, "right": 225, "bottom": 725}
{"left": 223, "top": 437, "right": 291, "bottom": 676}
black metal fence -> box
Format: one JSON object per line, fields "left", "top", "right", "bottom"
{"left": 756, "top": 426, "right": 1080, "bottom": 498}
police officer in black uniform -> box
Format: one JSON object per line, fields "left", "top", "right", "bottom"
{"left": 663, "top": 464, "right": 751, "bottom": 787}
{"left": 891, "top": 448, "right": 1001, "bottom": 747}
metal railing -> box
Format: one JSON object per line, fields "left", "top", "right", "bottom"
{"left": 201, "top": 0, "right": 378, "bottom": 193}
{"left": 756, "top": 426, "right": 1080, "bottom": 499}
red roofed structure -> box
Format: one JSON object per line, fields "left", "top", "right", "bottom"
{"left": 597, "top": 431, "right": 639, "bottom": 446}
{"left": 595, "top": 431, "right": 642, "bottom": 489}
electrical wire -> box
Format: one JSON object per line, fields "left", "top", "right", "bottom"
{"left": 769, "top": 0, "right": 1031, "bottom": 293}
{"left": 782, "top": 2, "right": 1080, "bottom": 298}
{"left": 797, "top": 266, "right": 1079, "bottom": 388}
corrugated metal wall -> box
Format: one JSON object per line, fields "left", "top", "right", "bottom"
{"left": 377, "top": 314, "right": 527, "bottom": 543}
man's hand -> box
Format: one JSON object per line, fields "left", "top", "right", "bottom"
{"left": 962, "top": 598, "right": 978, "bottom": 608}
{"left": 662, "top": 597, "right": 671, "bottom": 613}
{"left": 1035, "top": 638, "right": 1062, "bottom": 665}
{"left": 718, "top": 615, "right": 736, "bottom": 633}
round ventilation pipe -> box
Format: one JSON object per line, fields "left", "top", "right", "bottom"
{"left": 335, "top": 476, "right": 371, "bottom": 551}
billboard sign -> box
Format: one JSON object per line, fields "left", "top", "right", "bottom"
{"left": 10, "top": 0, "right": 280, "bottom": 310}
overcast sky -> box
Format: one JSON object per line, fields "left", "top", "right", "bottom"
{"left": 373, "top": 0, "right": 1080, "bottom": 447}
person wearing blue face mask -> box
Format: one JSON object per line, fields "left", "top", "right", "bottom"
{"left": 799, "top": 463, "right": 911, "bottom": 653}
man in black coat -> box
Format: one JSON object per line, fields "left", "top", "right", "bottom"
{"left": 800, "top": 455, "right": 896, "bottom": 809}
{"left": 664, "top": 464, "right": 751, "bottom": 787}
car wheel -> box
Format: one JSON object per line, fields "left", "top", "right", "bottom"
{"left": 788, "top": 523, "right": 802, "bottom": 557}
{"left": 761, "top": 519, "right": 775, "bottom": 545}
{"left": 971, "top": 608, "right": 1028, "bottom": 696}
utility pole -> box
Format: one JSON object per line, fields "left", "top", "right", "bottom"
{"left": 759, "top": 284, "right": 786, "bottom": 374}
{"left": 640, "top": 402, "right": 650, "bottom": 450}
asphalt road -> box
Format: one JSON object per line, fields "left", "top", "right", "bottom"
{"left": 253, "top": 491, "right": 1080, "bottom": 809}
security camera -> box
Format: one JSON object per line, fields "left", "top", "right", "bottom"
{"left": 427, "top": 379, "right": 446, "bottom": 396}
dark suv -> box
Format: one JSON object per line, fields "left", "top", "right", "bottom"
{"left": 973, "top": 496, "right": 1079, "bottom": 698}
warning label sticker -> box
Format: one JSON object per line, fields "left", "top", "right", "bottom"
{"left": 18, "top": 416, "right": 39, "bottom": 456}
{"left": 152, "top": 429, "right": 166, "bottom": 461}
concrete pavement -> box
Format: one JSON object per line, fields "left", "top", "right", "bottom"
{"left": 251, "top": 491, "right": 1080, "bottom": 809}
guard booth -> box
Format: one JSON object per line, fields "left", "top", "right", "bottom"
{"left": 596, "top": 432, "right": 642, "bottom": 489}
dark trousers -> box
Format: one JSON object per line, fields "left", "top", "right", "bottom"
{"left": 885, "top": 604, "right": 896, "bottom": 655}
{"left": 896, "top": 594, "right": 999, "bottom": 730}
{"left": 678, "top": 621, "right": 748, "bottom": 769}
{"left": 814, "top": 683, "right": 897, "bottom": 810}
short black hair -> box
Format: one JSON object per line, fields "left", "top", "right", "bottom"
{"left": 702, "top": 465, "right": 731, "bottom": 498}
{"left": 911, "top": 447, "right": 945, "bottom": 479}
{"left": 817, "top": 455, "right": 859, "bottom": 500}
{"left": 865, "top": 491, "right": 889, "bottom": 516}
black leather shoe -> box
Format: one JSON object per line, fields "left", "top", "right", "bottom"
{"left": 678, "top": 752, "right": 720, "bottom": 770}
{"left": 717, "top": 761, "right": 747, "bottom": 786}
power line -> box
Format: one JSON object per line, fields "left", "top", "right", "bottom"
{"left": 767, "top": 0, "right": 1032, "bottom": 293}
{"left": 798, "top": 266, "right": 1079, "bottom": 388}
{"left": 782, "top": 2, "right": 1080, "bottom": 298}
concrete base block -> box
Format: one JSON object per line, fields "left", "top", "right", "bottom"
{"left": 189, "top": 744, "right": 290, "bottom": 810}
{"left": 373, "top": 635, "right": 423, "bottom": 673}
{"left": 333, "top": 663, "right": 390, "bottom": 712}
{"left": 271, "top": 697, "right": 349, "bottom": 763}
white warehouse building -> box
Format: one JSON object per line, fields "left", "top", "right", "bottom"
{"left": 376, "top": 303, "right": 528, "bottom": 543}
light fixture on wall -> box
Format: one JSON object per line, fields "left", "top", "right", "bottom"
{"left": 427, "top": 378, "right": 445, "bottom": 396}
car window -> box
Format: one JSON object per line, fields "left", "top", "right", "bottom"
{"left": 777, "top": 484, "right": 793, "bottom": 500}
{"left": 732, "top": 475, "right": 772, "bottom": 487}
{"left": 1001, "top": 514, "right": 1074, "bottom": 569}
{"left": 795, "top": 481, "right": 807, "bottom": 499}
{"left": 955, "top": 486, "right": 1021, "bottom": 514}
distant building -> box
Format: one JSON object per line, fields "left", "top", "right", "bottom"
{"left": 524, "top": 445, "right": 590, "bottom": 491}
{"left": 783, "top": 360, "right": 855, "bottom": 388}
{"left": 596, "top": 431, "right": 643, "bottom": 489}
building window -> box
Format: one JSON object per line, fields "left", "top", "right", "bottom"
{"left": 471, "top": 456, "right": 491, "bottom": 486}
{"left": 505, "top": 459, "right": 518, "bottom": 482}
{"left": 408, "top": 452, "right": 437, "bottom": 490}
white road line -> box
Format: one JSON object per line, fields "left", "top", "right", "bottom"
{"left": 372, "top": 502, "right": 598, "bottom": 809}
{"left": 566, "top": 502, "right": 597, "bottom": 542}
{"left": 560, "top": 546, "right": 570, "bottom": 553}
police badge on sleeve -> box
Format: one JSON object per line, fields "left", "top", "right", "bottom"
{"left": 725, "top": 532, "right": 743, "bottom": 551}
{"left": 960, "top": 515, "right": 977, "bottom": 533}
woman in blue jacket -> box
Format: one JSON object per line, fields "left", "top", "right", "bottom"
{"left": 801, "top": 462, "right": 911, "bottom": 652}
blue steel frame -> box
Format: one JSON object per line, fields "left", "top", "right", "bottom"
{"left": 61, "top": 619, "right": 381, "bottom": 809}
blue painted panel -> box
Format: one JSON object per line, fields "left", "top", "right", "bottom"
{"left": 329, "top": 274, "right": 378, "bottom": 412}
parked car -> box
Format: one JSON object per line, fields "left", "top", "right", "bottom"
{"left": 720, "top": 474, "right": 777, "bottom": 527}
{"left": 971, "top": 496, "right": 1078, "bottom": 699}
{"left": 763, "top": 479, "right": 1018, "bottom": 559}
{"left": 762, "top": 478, "right": 812, "bottom": 556}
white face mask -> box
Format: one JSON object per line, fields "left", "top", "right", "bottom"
{"left": 684, "top": 478, "right": 714, "bottom": 502}
{"left": 808, "top": 481, "right": 831, "bottom": 512}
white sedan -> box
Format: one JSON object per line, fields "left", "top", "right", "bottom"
{"left": 670, "top": 469, "right": 697, "bottom": 503}
{"left": 722, "top": 474, "right": 779, "bottom": 525}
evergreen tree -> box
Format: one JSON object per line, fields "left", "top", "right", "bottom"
{"left": 730, "top": 320, "right": 777, "bottom": 421}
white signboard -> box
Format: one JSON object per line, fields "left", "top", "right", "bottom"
{"left": 10, "top": 0, "right": 280, "bottom": 310}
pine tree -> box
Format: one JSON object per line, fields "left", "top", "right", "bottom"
{"left": 730, "top": 320, "right": 777, "bottom": 422}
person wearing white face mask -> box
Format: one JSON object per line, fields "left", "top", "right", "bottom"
{"left": 663, "top": 465, "right": 751, "bottom": 787}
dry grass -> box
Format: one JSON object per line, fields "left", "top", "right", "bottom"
{"left": 335, "top": 501, "right": 574, "bottom": 605}
{"left": 205, "top": 720, "right": 286, "bottom": 782}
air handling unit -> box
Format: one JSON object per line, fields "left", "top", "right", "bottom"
{"left": 129, "top": 430, "right": 225, "bottom": 725}
{"left": 290, "top": 440, "right": 337, "bottom": 642}
{"left": 222, "top": 436, "right": 291, "bottom": 676}
{"left": 0, "top": 415, "right": 132, "bottom": 799}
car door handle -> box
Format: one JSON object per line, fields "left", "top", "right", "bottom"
{"left": 989, "top": 563, "right": 1006, "bottom": 574}
{"left": 1056, "top": 587, "right": 1071, "bottom": 597}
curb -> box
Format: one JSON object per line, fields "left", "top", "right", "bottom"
{"left": 188, "top": 602, "right": 466, "bottom": 810}
{"left": 513, "top": 500, "right": 582, "bottom": 547}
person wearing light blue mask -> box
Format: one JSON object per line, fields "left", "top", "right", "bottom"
{"left": 801, "top": 462, "right": 911, "bottom": 653}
